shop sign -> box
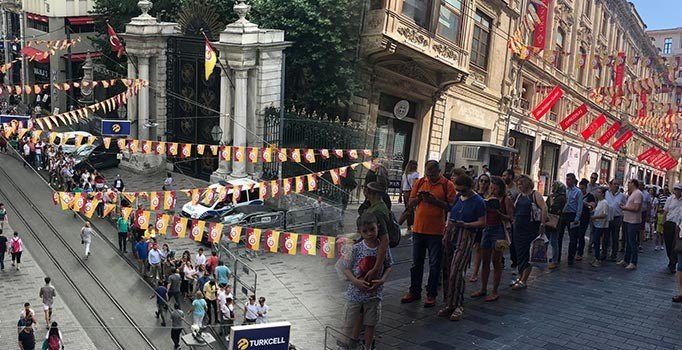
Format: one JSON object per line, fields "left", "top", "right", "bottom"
{"left": 512, "top": 124, "right": 536, "bottom": 137}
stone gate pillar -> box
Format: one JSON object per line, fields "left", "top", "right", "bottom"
{"left": 120, "top": 0, "right": 179, "bottom": 174}
{"left": 210, "top": 0, "right": 290, "bottom": 182}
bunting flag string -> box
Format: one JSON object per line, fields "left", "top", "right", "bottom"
{"left": 10, "top": 36, "right": 81, "bottom": 47}
{"left": 1, "top": 38, "right": 82, "bottom": 73}
{"left": 0, "top": 78, "right": 146, "bottom": 97}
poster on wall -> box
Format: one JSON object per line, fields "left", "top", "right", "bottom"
{"left": 615, "top": 156, "right": 626, "bottom": 182}
{"left": 588, "top": 151, "right": 599, "bottom": 178}
{"left": 563, "top": 144, "right": 581, "bottom": 179}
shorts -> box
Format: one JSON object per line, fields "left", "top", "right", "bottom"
{"left": 11, "top": 251, "right": 22, "bottom": 263}
{"left": 480, "top": 225, "right": 506, "bottom": 250}
{"left": 43, "top": 303, "right": 52, "bottom": 311}
{"left": 344, "top": 299, "right": 381, "bottom": 327}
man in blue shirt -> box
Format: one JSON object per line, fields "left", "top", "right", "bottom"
{"left": 150, "top": 281, "right": 168, "bottom": 327}
{"left": 135, "top": 237, "right": 149, "bottom": 275}
{"left": 556, "top": 173, "right": 583, "bottom": 265}
{"left": 604, "top": 180, "right": 626, "bottom": 261}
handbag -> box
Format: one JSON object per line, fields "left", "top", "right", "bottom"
{"left": 530, "top": 234, "right": 549, "bottom": 265}
{"left": 546, "top": 213, "right": 560, "bottom": 230}
{"left": 674, "top": 230, "right": 682, "bottom": 254}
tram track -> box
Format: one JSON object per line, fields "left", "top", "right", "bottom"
{"left": 0, "top": 164, "right": 157, "bottom": 350}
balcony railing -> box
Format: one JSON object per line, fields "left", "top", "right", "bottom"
{"left": 519, "top": 99, "right": 530, "bottom": 110}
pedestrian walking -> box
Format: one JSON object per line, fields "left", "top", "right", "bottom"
{"left": 468, "top": 173, "right": 490, "bottom": 283}
{"left": 401, "top": 160, "right": 456, "bottom": 307}
{"left": 148, "top": 243, "right": 163, "bottom": 282}
{"left": 20, "top": 302, "right": 37, "bottom": 329}
{"left": 161, "top": 244, "right": 175, "bottom": 280}
{"left": 439, "top": 174, "right": 486, "bottom": 321}
{"left": 510, "top": 175, "right": 547, "bottom": 289}
{"left": 10, "top": 231, "right": 24, "bottom": 270}
{"left": 80, "top": 222, "right": 95, "bottom": 259}
{"left": 151, "top": 281, "right": 169, "bottom": 327}
{"left": 399, "top": 160, "right": 419, "bottom": 234}
{"left": 663, "top": 184, "right": 682, "bottom": 273}
{"left": 220, "top": 297, "right": 235, "bottom": 337}
{"left": 214, "top": 260, "right": 231, "bottom": 287}
{"left": 135, "top": 237, "right": 149, "bottom": 276}
{"left": 163, "top": 172, "right": 174, "bottom": 191}
{"left": 619, "top": 179, "right": 643, "bottom": 271}
{"left": 195, "top": 248, "right": 207, "bottom": 267}
{"left": 203, "top": 280, "right": 218, "bottom": 324}
{"left": 0, "top": 229, "right": 8, "bottom": 271}
{"left": 39, "top": 277, "right": 56, "bottom": 327}
{"left": 0, "top": 202, "right": 8, "bottom": 230}
{"left": 190, "top": 291, "right": 207, "bottom": 328}
{"left": 117, "top": 216, "right": 130, "bottom": 253}
{"left": 113, "top": 174, "right": 125, "bottom": 192}
{"left": 44, "top": 321, "right": 64, "bottom": 350}
{"left": 182, "top": 260, "right": 196, "bottom": 301}
{"left": 22, "top": 140, "right": 31, "bottom": 168}
{"left": 557, "top": 173, "right": 583, "bottom": 265}
{"left": 205, "top": 250, "right": 218, "bottom": 275}
{"left": 256, "top": 297, "right": 269, "bottom": 324}
{"left": 590, "top": 188, "right": 610, "bottom": 267}
{"left": 243, "top": 295, "right": 259, "bottom": 325}
{"left": 170, "top": 304, "right": 184, "bottom": 350}
{"left": 167, "top": 268, "right": 183, "bottom": 307}
{"left": 546, "top": 182, "right": 566, "bottom": 269}
{"left": 605, "top": 180, "right": 627, "bottom": 262}
{"left": 18, "top": 319, "right": 35, "bottom": 350}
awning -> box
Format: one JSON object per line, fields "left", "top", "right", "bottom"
{"left": 62, "top": 51, "right": 102, "bottom": 62}
{"left": 67, "top": 16, "right": 95, "bottom": 26}
{"left": 27, "top": 13, "right": 48, "bottom": 23}
{"left": 21, "top": 46, "right": 49, "bottom": 64}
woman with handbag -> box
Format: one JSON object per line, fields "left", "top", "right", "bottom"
{"left": 546, "top": 182, "right": 566, "bottom": 269}
{"left": 399, "top": 160, "right": 419, "bottom": 233}
{"left": 511, "top": 175, "right": 547, "bottom": 290}
{"left": 471, "top": 176, "right": 513, "bottom": 302}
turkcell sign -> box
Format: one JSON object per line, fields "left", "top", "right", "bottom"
{"left": 0, "top": 115, "right": 30, "bottom": 128}
{"left": 229, "top": 322, "right": 291, "bottom": 350}
{"left": 101, "top": 119, "right": 131, "bottom": 136}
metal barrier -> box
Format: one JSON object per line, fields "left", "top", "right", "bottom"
{"left": 324, "top": 326, "right": 359, "bottom": 350}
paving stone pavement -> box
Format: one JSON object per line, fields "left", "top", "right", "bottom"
{"left": 0, "top": 224, "right": 97, "bottom": 349}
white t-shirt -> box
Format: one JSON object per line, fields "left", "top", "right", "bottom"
{"left": 401, "top": 171, "right": 419, "bottom": 191}
{"left": 23, "top": 144, "right": 30, "bottom": 156}
{"left": 244, "top": 303, "right": 258, "bottom": 320}
{"left": 195, "top": 254, "right": 206, "bottom": 266}
{"left": 664, "top": 195, "right": 682, "bottom": 222}
{"left": 221, "top": 303, "right": 234, "bottom": 321}
{"left": 256, "top": 304, "right": 269, "bottom": 323}
{"left": 593, "top": 200, "right": 610, "bottom": 228}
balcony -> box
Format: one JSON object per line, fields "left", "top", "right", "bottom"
{"left": 519, "top": 99, "right": 530, "bottom": 111}
{"left": 361, "top": 8, "right": 469, "bottom": 90}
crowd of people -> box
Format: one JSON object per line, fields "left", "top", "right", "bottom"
{"left": 339, "top": 158, "right": 682, "bottom": 349}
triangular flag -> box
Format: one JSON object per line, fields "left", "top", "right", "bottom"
{"left": 121, "top": 207, "right": 133, "bottom": 221}
{"left": 103, "top": 203, "right": 117, "bottom": 217}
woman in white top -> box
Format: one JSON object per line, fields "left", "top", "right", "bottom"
{"left": 590, "top": 188, "right": 610, "bottom": 267}
{"left": 163, "top": 172, "right": 174, "bottom": 191}
{"left": 80, "top": 222, "right": 95, "bottom": 259}
{"left": 400, "top": 160, "right": 419, "bottom": 232}
{"left": 243, "top": 296, "right": 259, "bottom": 325}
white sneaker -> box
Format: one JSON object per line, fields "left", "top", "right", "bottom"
{"left": 617, "top": 260, "right": 627, "bottom": 267}
{"left": 625, "top": 263, "right": 637, "bottom": 270}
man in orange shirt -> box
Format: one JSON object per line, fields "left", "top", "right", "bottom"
{"left": 401, "top": 160, "right": 456, "bottom": 307}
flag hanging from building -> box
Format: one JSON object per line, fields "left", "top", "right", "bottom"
{"left": 204, "top": 35, "right": 217, "bottom": 81}
{"left": 106, "top": 24, "right": 125, "bottom": 58}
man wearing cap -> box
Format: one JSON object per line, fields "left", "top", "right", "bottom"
{"left": 663, "top": 183, "right": 682, "bottom": 274}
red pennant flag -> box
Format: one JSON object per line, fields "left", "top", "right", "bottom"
{"left": 332, "top": 149, "right": 344, "bottom": 159}
{"left": 149, "top": 192, "right": 162, "bottom": 211}
{"left": 581, "top": 114, "right": 606, "bottom": 140}
{"left": 246, "top": 228, "right": 262, "bottom": 250}
{"left": 270, "top": 180, "right": 280, "bottom": 198}
{"left": 319, "top": 236, "right": 335, "bottom": 259}
{"left": 597, "top": 122, "right": 621, "bottom": 145}
{"left": 283, "top": 178, "right": 292, "bottom": 195}
{"left": 532, "top": 85, "right": 563, "bottom": 120}
{"left": 106, "top": 23, "right": 125, "bottom": 58}
{"left": 136, "top": 210, "right": 151, "bottom": 229}
{"left": 532, "top": 0, "right": 551, "bottom": 50}
{"left": 611, "top": 130, "right": 633, "bottom": 151}
{"left": 300, "top": 234, "right": 317, "bottom": 256}
{"left": 320, "top": 149, "right": 330, "bottom": 159}
{"left": 559, "top": 104, "right": 588, "bottom": 130}
{"left": 171, "top": 216, "right": 188, "bottom": 238}
{"left": 281, "top": 232, "right": 298, "bottom": 255}
{"left": 155, "top": 213, "right": 169, "bottom": 234}
{"left": 189, "top": 220, "right": 205, "bottom": 242}
{"left": 207, "top": 222, "right": 223, "bottom": 244}
{"left": 264, "top": 230, "right": 280, "bottom": 253}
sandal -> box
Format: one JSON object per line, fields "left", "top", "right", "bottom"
{"left": 437, "top": 307, "right": 455, "bottom": 317}
{"left": 449, "top": 307, "right": 464, "bottom": 321}
{"left": 485, "top": 294, "right": 499, "bottom": 302}
{"left": 469, "top": 276, "right": 478, "bottom": 282}
{"left": 509, "top": 278, "right": 520, "bottom": 287}
{"left": 511, "top": 281, "right": 527, "bottom": 290}
{"left": 470, "top": 290, "right": 487, "bottom": 298}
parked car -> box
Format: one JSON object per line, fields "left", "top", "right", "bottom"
{"left": 180, "top": 179, "right": 264, "bottom": 220}
{"left": 54, "top": 131, "right": 94, "bottom": 154}
{"left": 72, "top": 142, "right": 121, "bottom": 171}
{"left": 200, "top": 205, "right": 285, "bottom": 245}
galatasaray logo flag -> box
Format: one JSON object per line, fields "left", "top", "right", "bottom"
{"left": 121, "top": 207, "right": 133, "bottom": 221}
{"left": 181, "top": 143, "right": 192, "bottom": 158}
{"left": 73, "top": 193, "right": 86, "bottom": 212}
{"left": 264, "top": 230, "right": 280, "bottom": 253}
{"left": 220, "top": 146, "right": 231, "bottom": 161}
{"left": 228, "top": 226, "right": 242, "bottom": 243}
{"left": 300, "top": 234, "right": 317, "bottom": 256}
{"left": 258, "top": 181, "right": 268, "bottom": 200}
{"left": 262, "top": 147, "right": 273, "bottom": 163}
{"left": 270, "top": 180, "right": 280, "bottom": 198}
{"left": 142, "top": 140, "right": 152, "bottom": 154}
{"left": 281, "top": 232, "right": 298, "bottom": 255}
{"left": 304, "top": 149, "right": 316, "bottom": 163}
{"left": 164, "top": 191, "right": 176, "bottom": 210}
{"left": 207, "top": 223, "right": 223, "bottom": 244}
{"left": 248, "top": 147, "right": 259, "bottom": 163}
{"left": 172, "top": 216, "right": 188, "bottom": 237}
{"left": 234, "top": 146, "right": 245, "bottom": 162}
{"left": 149, "top": 192, "right": 162, "bottom": 211}
{"left": 52, "top": 192, "right": 60, "bottom": 205}
{"left": 319, "top": 236, "right": 335, "bottom": 259}
{"left": 117, "top": 138, "right": 126, "bottom": 151}
{"left": 307, "top": 174, "right": 318, "bottom": 191}
{"left": 283, "top": 178, "right": 292, "bottom": 195}
{"left": 84, "top": 199, "right": 99, "bottom": 219}
{"left": 290, "top": 148, "right": 302, "bottom": 163}
{"left": 123, "top": 192, "right": 138, "bottom": 204}
{"left": 189, "top": 220, "right": 205, "bottom": 242}
{"left": 295, "top": 176, "right": 304, "bottom": 193}
{"left": 197, "top": 144, "right": 205, "bottom": 155}
{"left": 155, "top": 213, "right": 170, "bottom": 234}
{"left": 246, "top": 228, "right": 262, "bottom": 250}
{"left": 103, "top": 204, "right": 117, "bottom": 217}
{"left": 204, "top": 35, "right": 217, "bottom": 81}
{"left": 60, "top": 192, "right": 74, "bottom": 211}
{"left": 136, "top": 210, "right": 151, "bottom": 229}
{"left": 154, "top": 141, "right": 166, "bottom": 155}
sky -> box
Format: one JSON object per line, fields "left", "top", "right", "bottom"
{"left": 628, "top": 0, "right": 682, "bottom": 30}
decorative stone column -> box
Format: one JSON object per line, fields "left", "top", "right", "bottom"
{"left": 210, "top": 0, "right": 290, "bottom": 182}
{"left": 212, "top": 59, "right": 233, "bottom": 179}
{"left": 120, "top": 0, "right": 179, "bottom": 174}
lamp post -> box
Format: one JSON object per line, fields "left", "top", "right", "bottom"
{"left": 211, "top": 125, "right": 223, "bottom": 144}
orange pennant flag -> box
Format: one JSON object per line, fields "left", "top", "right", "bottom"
{"left": 135, "top": 210, "right": 151, "bottom": 229}
{"left": 168, "top": 142, "right": 178, "bottom": 156}
{"left": 277, "top": 148, "right": 287, "bottom": 162}
{"left": 103, "top": 203, "right": 117, "bottom": 217}
{"left": 121, "top": 207, "right": 133, "bottom": 221}
{"left": 262, "top": 147, "right": 273, "bottom": 163}
{"left": 189, "top": 220, "right": 205, "bottom": 242}
{"left": 270, "top": 180, "right": 280, "bottom": 198}
{"left": 191, "top": 189, "right": 202, "bottom": 206}
{"left": 155, "top": 213, "right": 170, "bottom": 234}
{"left": 283, "top": 178, "right": 292, "bottom": 195}
{"left": 300, "top": 234, "right": 317, "bottom": 256}
{"left": 330, "top": 169, "right": 340, "bottom": 185}
{"left": 149, "top": 192, "right": 162, "bottom": 211}
{"left": 72, "top": 193, "right": 86, "bottom": 212}
{"left": 332, "top": 149, "right": 344, "bottom": 158}
{"left": 164, "top": 191, "right": 176, "bottom": 210}
{"left": 197, "top": 144, "right": 205, "bottom": 155}
{"left": 74, "top": 135, "right": 84, "bottom": 149}
{"left": 228, "top": 226, "right": 242, "bottom": 243}
{"left": 307, "top": 174, "right": 318, "bottom": 191}
{"left": 304, "top": 149, "right": 316, "bottom": 163}
{"left": 264, "top": 230, "right": 280, "bottom": 253}
{"left": 247, "top": 147, "right": 259, "bottom": 163}
{"left": 142, "top": 140, "right": 153, "bottom": 154}
{"left": 319, "top": 236, "right": 335, "bottom": 259}
{"left": 220, "top": 146, "right": 231, "bottom": 161}
{"left": 103, "top": 137, "right": 112, "bottom": 149}
{"left": 181, "top": 143, "right": 192, "bottom": 158}
{"left": 291, "top": 148, "right": 302, "bottom": 163}
{"left": 207, "top": 222, "right": 224, "bottom": 244}
{"left": 155, "top": 141, "right": 166, "bottom": 155}
{"left": 282, "top": 232, "right": 298, "bottom": 255}
{"left": 84, "top": 199, "right": 99, "bottom": 219}
{"left": 348, "top": 149, "right": 359, "bottom": 159}
{"left": 210, "top": 145, "right": 219, "bottom": 156}
{"left": 87, "top": 136, "right": 97, "bottom": 146}
{"left": 172, "top": 216, "right": 188, "bottom": 237}
{"left": 234, "top": 146, "right": 245, "bottom": 162}
{"left": 258, "top": 182, "right": 268, "bottom": 200}
{"left": 123, "top": 192, "right": 138, "bottom": 204}
{"left": 246, "top": 228, "right": 262, "bottom": 250}
{"left": 320, "top": 149, "right": 330, "bottom": 159}
{"left": 116, "top": 138, "right": 126, "bottom": 151}
{"left": 295, "top": 176, "right": 305, "bottom": 193}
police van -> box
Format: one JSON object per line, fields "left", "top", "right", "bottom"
{"left": 180, "top": 178, "right": 263, "bottom": 220}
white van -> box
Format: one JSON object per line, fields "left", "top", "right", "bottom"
{"left": 53, "top": 131, "right": 94, "bottom": 154}
{"left": 180, "top": 178, "right": 263, "bottom": 220}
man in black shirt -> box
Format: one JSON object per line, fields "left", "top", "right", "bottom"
{"left": 18, "top": 320, "right": 35, "bottom": 350}
{"left": 0, "top": 229, "right": 8, "bottom": 271}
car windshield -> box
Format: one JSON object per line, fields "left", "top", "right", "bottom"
{"left": 75, "top": 145, "right": 95, "bottom": 157}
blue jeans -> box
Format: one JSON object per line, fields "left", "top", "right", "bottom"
{"left": 591, "top": 227, "right": 607, "bottom": 260}
{"left": 604, "top": 216, "right": 623, "bottom": 259}
{"left": 0, "top": 251, "right": 4, "bottom": 269}
{"left": 546, "top": 228, "right": 559, "bottom": 263}
{"left": 409, "top": 233, "right": 443, "bottom": 297}
{"left": 623, "top": 222, "right": 639, "bottom": 265}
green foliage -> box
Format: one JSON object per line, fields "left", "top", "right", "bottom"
{"left": 91, "top": 0, "right": 364, "bottom": 115}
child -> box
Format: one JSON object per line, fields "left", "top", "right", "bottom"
{"left": 655, "top": 210, "right": 666, "bottom": 251}
{"left": 342, "top": 213, "right": 393, "bottom": 350}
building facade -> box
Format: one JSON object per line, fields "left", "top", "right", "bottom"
{"left": 648, "top": 26, "right": 682, "bottom": 182}
{"left": 358, "top": 0, "right": 674, "bottom": 193}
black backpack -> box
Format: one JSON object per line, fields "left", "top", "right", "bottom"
{"left": 387, "top": 211, "right": 401, "bottom": 248}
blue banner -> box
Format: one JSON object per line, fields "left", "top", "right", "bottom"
{"left": 101, "top": 119, "right": 131, "bottom": 136}
{"left": 0, "top": 115, "right": 30, "bottom": 128}
{"left": 229, "top": 322, "right": 291, "bottom": 350}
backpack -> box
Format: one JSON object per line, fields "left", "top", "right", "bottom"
{"left": 387, "top": 211, "right": 401, "bottom": 248}
{"left": 48, "top": 334, "right": 60, "bottom": 350}
{"left": 11, "top": 238, "right": 21, "bottom": 253}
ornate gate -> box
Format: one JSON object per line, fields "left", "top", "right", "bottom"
{"left": 166, "top": 35, "right": 221, "bottom": 180}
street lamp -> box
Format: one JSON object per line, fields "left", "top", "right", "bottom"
{"left": 211, "top": 125, "right": 223, "bottom": 143}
